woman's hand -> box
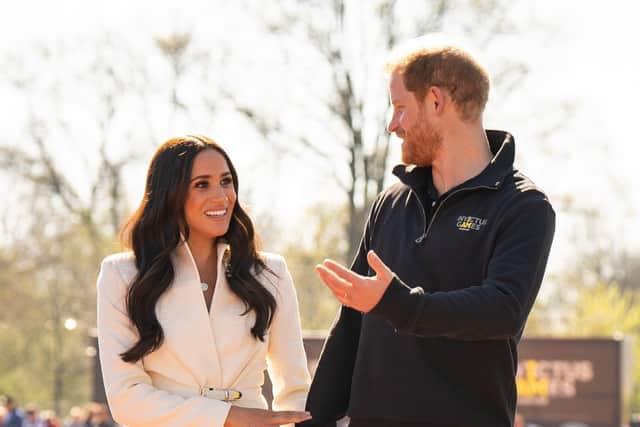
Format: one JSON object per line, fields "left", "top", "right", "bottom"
{"left": 224, "top": 406, "right": 312, "bottom": 426}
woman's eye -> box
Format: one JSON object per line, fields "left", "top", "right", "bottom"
{"left": 195, "top": 181, "right": 209, "bottom": 188}
{"left": 221, "top": 177, "right": 233, "bottom": 186}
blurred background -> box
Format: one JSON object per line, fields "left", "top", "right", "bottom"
{"left": 1, "top": 0, "right": 639, "bottom": 425}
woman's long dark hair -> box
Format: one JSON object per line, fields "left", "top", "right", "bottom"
{"left": 119, "top": 135, "right": 276, "bottom": 363}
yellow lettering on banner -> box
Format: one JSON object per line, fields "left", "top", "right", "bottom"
{"left": 516, "top": 360, "right": 550, "bottom": 398}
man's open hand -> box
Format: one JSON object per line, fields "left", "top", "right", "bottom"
{"left": 315, "top": 250, "right": 393, "bottom": 312}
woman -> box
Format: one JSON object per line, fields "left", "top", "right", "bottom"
{"left": 97, "top": 135, "right": 312, "bottom": 427}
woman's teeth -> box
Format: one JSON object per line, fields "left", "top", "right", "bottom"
{"left": 204, "top": 209, "right": 226, "bottom": 217}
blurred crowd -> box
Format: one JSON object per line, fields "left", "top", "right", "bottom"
{"left": 0, "top": 396, "right": 115, "bottom": 427}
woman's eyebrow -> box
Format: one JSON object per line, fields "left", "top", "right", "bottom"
{"left": 190, "top": 174, "right": 211, "bottom": 182}
{"left": 190, "top": 171, "right": 232, "bottom": 182}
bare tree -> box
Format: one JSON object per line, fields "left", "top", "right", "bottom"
{"left": 0, "top": 37, "right": 149, "bottom": 244}
{"left": 0, "top": 30, "right": 251, "bottom": 410}
{"left": 230, "top": 0, "right": 529, "bottom": 260}
{"left": 0, "top": 36, "right": 152, "bottom": 413}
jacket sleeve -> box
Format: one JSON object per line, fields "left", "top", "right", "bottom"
{"left": 265, "top": 256, "right": 311, "bottom": 422}
{"left": 96, "top": 256, "right": 231, "bottom": 427}
{"left": 299, "top": 203, "right": 377, "bottom": 426}
{"left": 370, "top": 193, "right": 555, "bottom": 340}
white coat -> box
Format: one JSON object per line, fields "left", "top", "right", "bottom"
{"left": 97, "top": 241, "right": 310, "bottom": 427}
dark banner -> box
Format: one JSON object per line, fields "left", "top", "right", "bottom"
{"left": 517, "top": 338, "right": 632, "bottom": 427}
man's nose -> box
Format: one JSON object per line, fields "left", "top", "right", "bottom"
{"left": 387, "top": 116, "right": 398, "bottom": 133}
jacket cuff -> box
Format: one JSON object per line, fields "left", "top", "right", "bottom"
{"left": 369, "top": 276, "right": 425, "bottom": 332}
{"left": 296, "top": 420, "right": 336, "bottom": 427}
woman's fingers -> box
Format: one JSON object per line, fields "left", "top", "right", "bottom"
{"left": 225, "top": 407, "right": 312, "bottom": 427}
{"left": 268, "top": 410, "right": 312, "bottom": 424}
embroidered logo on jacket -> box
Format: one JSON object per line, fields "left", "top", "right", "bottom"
{"left": 456, "top": 216, "right": 488, "bottom": 231}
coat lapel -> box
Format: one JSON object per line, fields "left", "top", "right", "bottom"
{"left": 210, "top": 250, "right": 266, "bottom": 387}
{"left": 154, "top": 240, "right": 224, "bottom": 389}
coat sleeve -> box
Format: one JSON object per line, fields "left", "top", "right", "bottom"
{"left": 97, "top": 255, "right": 231, "bottom": 427}
{"left": 265, "top": 256, "right": 311, "bottom": 425}
{"left": 299, "top": 196, "right": 380, "bottom": 426}
{"left": 370, "top": 192, "right": 556, "bottom": 340}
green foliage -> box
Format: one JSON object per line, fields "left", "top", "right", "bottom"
{"left": 282, "top": 204, "right": 349, "bottom": 330}
{"left": 284, "top": 249, "right": 341, "bottom": 330}
{"left": 567, "top": 283, "right": 640, "bottom": 336}
{"left": 0, "top": 214, "right": 114, "bottom": 416}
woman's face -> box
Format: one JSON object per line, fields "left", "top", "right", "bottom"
{"left": 184, "top": 149, "right": 237, "bottom": 245}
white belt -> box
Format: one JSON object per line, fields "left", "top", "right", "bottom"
{"left": 200, "top": 386, "right": 242, "bottom": 402}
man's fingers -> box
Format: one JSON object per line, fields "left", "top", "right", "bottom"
{"left": 315, "top": 265, "right": 352, "bottom": 303}
{"left": 315, "top": 265, "right": 348, "bottom": 292}
{"left": 322, "top": 258, "right": 362, "bottom": 283}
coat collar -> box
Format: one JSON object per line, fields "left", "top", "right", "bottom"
{"left": 171, "top": 238, "right": 228, "bottom": 288}
{"left": 154, "top": 239, "right": 230, "bottom": 388}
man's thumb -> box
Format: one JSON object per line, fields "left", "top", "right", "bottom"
{"left": 367, "top": 250, "right": 389, "bottom": 277}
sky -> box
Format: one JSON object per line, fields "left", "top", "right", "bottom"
{"left": 1, "top": 0, "right": 640, "bottom": 285}
{"left": 491, "top": 1, "right": 640, "bottom": 260}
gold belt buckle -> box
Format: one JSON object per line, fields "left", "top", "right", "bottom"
{"left": 223, "top": 389, "right": 242, "bottom": 401}
{"left": 200, "top": 386, "right": 242, "bottom": 401}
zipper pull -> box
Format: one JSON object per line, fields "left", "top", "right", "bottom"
{"left": 414, "top": 233, "right": 427, "bottom": 244}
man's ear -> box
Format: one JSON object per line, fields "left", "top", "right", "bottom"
{"left": 427, "top": 86, "right": 447, "bottom": 115}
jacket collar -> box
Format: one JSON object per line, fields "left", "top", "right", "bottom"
{"left": 392, "top": 129, "right": 515, "bottom": 192}
{"left": 158, "top": 238, "right": 229, "bottom": 388}
{"left": 172, "top": 237, "right": 228, "bottom": 288}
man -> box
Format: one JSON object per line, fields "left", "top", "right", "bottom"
{"left": 302, "top": 36, "right": 555, "bottom": 427}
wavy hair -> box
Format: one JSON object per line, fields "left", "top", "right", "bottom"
{"left": 119, "top": 135, "right": 276, "bottom": 363}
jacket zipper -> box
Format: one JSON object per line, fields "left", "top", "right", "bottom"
{"left": 414, "top": 185, "right": 498, "bottom": 244}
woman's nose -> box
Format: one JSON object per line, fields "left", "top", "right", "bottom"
{"left": 210, "top": 185, "right": 228, "bottom": 201}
